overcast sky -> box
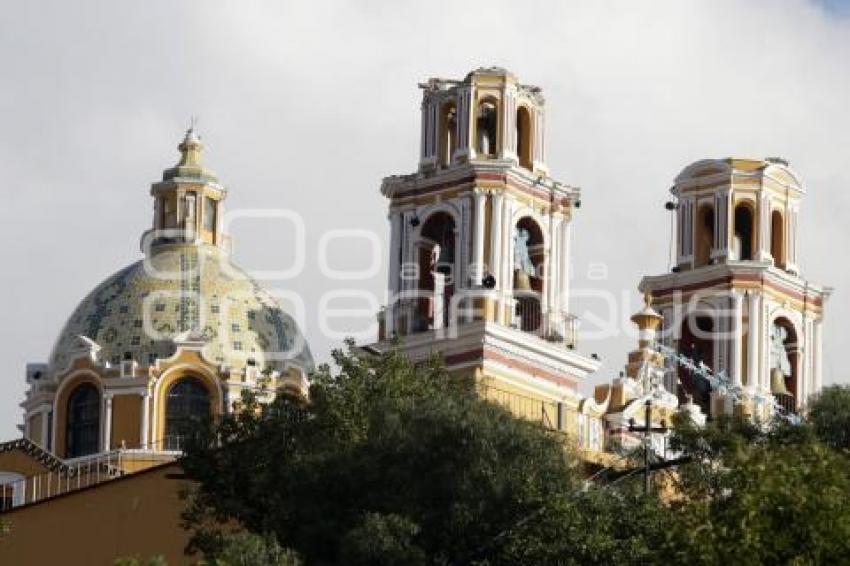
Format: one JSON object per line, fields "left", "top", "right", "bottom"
{"left": 0, "top": 0, "right": 848, "bottom": 439}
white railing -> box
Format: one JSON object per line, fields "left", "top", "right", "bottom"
{"left": 0, "top": 441, "right": 183, "bottom": 513}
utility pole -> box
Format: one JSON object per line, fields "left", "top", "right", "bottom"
{"left": 628, "top": 398, "right": 668, "bottom": 495}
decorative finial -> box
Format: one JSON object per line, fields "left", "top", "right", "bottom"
{"left": 644, "top": 291, "right": 653, "bottom": 308}
{"left": 178, "top": 118, "right": 203, "bottom": 167}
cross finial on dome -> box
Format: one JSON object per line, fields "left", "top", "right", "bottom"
{"left": 177, "top": 117, "right": 203, "bottom": 167}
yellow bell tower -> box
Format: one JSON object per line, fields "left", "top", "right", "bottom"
{"left": 369, "top": 67, "right": 600, "bottom": 432}
{"left": 640, "top": 158, "right": 830, "bottom": 418}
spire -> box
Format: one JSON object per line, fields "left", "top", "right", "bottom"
{"left": 177, "top": 120, "right": 203, "bottom": 168}
{"left": 161, "top": 120, "right": 219, "bottom": 184}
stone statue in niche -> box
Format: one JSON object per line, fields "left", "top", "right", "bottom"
{"left": 514, "top": 228, "right": 535, "bottom": 276}
{"left": 770, "top": 322, "right": 792, "bottom": 376}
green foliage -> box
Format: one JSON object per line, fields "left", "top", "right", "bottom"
{"left": 181, "top": 342, "right": 582, "bottom": 564}
{"left": 180, "top": 342, "right": 850, "bottom": 565}
{"left": 808, "top": 384, "right": 850, "bottom": 450}
{"left": 667, "top": 414, "right": 850, "bottom": 565}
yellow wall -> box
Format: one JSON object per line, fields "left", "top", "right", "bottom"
{"left": 112, "top": 394, "right": 142, "bottom": 450}
{"left": 0, "top": 451, "right": 50, "bottom": 478}
{"left": 0, "top": 463, "right": 193, "bottom": 565}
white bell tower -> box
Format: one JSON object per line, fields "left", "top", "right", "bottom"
{"left": 370, "top": 68, "right": 600, "bottom": 429}
{"left": 641, "top": 158, "right": 830, "bottom": 419}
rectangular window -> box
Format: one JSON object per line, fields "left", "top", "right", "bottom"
{"left": 204, "top": 197, "right": 217, "bottom": 233}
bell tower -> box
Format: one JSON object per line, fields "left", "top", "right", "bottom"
{"left": 369, "top": 68, "right": 600, "bottom": 429}
{"left": 641, "top": 158, "right": 830, "bottom": 419}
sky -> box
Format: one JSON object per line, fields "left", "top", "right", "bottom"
{"left": 0, "top": 0, "right": 848, "bottom": 439}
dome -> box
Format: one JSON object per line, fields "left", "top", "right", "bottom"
{"left": 48, "top": 244, "right": 313, "bottom": 375}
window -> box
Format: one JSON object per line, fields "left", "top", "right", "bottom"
{"left": 734, "top": 204, "right": 755, "bottom": 261}
{"left": 516, "top": 106, "right": 532, "bottom": 170}
{"left": 165, "top": 377, "right": 210, "bottom": 451}
{"left": 131, "top": 336, "right": 141, "bottom": 346}
{"left": 476, "top": 100, "right": 498, "bottom": 157}
{"left": 771, "top": 210, "right": 785, "bottom": 268}
{"left": 204, "top": 197, "right": 217, "bottom": 233}
{"left": 438, "top": 102, "right": 457, "bottom": 168}
{"left": 66, "top": 384, "right": 100, "bottom": 458}
{"left": 232, "top": 323, "right": 241, "bottom": 332}
{"left": 694, "top": 205, "right": 715, "bottom": 267}
{"left": 233, "top": 341, "right": 243, "bottom": 351}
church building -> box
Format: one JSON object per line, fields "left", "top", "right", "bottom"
{"left": 0, "top": 67, "right": 830, "bottom": 564}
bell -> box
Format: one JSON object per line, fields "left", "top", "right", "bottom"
{"left": 513, "top": 269, "right": 533, "bottom": 291}
{"left": 770, "top": 367, "right": 790, "bottom": 396}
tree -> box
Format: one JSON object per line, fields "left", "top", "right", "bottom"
{"left": 808, "top": 384, "right": 850, "bottom": 450}
{"left": 665, "top": 415, "right": 850, "bottom": 565}
{"left": 181, "top": 342, "right": 587, "bottom": 564}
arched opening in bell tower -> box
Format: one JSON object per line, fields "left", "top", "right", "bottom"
{"left": 476, "top": 99, "right": 498, "bottom": 157}
{"left": 415, "top": 212, "right": 457, "bottom": 331}
{"left": 694, "top": 204, "right": 715, "bottom": 268}
{"left": 770, "top": 317, "right": 798, "bottom": 413}
{"left": 677, "top": 314, "right": 715, "bottom": 417}
{"left": 771, "top": 210, "right": 785, "bottom": 268}
{"left": 516, "top": 106, "right": 532, "bottom": 170}
{"left": 513, "top": 217, "right": 545, "bottom": 335}
{"left": 438, "top": 101, "right": 457, "bottom": 168}
{"left": 733, "top": 203, "right": 755, "bottom": 261}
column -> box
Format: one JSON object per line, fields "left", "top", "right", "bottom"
{"left": 455, "top": 86, "right": 476, "bottom": 161}
{"left": 140, "top": 388, "right": 151, "bottom": 449}
{"left": 746, "top": 292, "right": 761, "bottom": 391}
{"left": 502, "top": 196, "right": 516, "bottom": 326}
{"left": 730, "top": 291, "right": 743, "bottom": 387}
{"left": 473, "top": 190, "right": 487, "bottom": 284}
{"left": 103, "top": 394, "right": 113, "bottom": 452}
{"left": 813, "top": 320, "right": 823, "bottom": 393}
{"left": 489, "top": 192, "right": 503, "bottom": 286}
{"left": 559, "top": 219, "right": 572, "bottom": 313}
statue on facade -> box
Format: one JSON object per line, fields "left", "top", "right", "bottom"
{"left": 770, "top": 322, "right": 792, "bottom": 376}
{"left": 514, "top": 228, "right": 535, "bottom": 276}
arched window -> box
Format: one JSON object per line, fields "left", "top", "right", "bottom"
{"left": 438, "top": 102, "right": 457, "bottom": 168}
{"left": 694, "top": 205, "right": 715, "bottom": 267}
{"left": 476, "top": 100, "right": 498, "bottom": 157}
{"left": 416, "top": 213, "right": 457, "bottom": 331}
{"left": 66, "top": 384, "right": 100, "bottom": 458}
{"left": 516, "top": 106, "right": 532, "bottom": 170}
{"left": 733, "top": 203, "right": 755, "bottom": 261}
{"left": 513, "top": 218, "right": 545, "bottom": 335}
{"left": 165, "top": 377, "right": 210, "bottom": 451}
{"left": 771, "top": 210, "right": 785, "bottom": 268}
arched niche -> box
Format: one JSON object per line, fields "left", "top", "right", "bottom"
{"left": 771, "top": 210, "right": 785, "bottom": 268}
{"left": 415, "top": 212, "right": 457, "bottom": 331}
{"left": 694, "top": 204, "right": 715, "bottom": 268}
{"left": 733, "top": 202, "right": 755, "bottom": 261}
{"left": 438, "top": 101, "right": 457, "bottom": 168}
{"left": 513, "top": 217, "right": 546, "bottom": 334}
{"left": 677, "top": 313, "right": 716, "bottom": 417}
{"left": 516, "top": 106, "right": 532, "bottom": 170}
{"left": 476, "top": 98, "right": 498, "bottom": 157}
{"left": 770, "top": 316, "right": 799, "bottom": 412}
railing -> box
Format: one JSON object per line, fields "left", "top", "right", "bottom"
{"left": 0, "top": 440, "right": 182, "bottom": 513}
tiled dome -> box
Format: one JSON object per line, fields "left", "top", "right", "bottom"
{"left": 48, "top": 244, "right": 313, "bottom": 375}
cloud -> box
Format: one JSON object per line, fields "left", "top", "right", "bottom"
{"left": 0, "top": 0, "right": 847, "bottom": 439}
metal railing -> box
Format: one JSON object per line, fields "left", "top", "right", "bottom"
{"left": 0, "top": 440, "right": 182, "bottom": 513}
